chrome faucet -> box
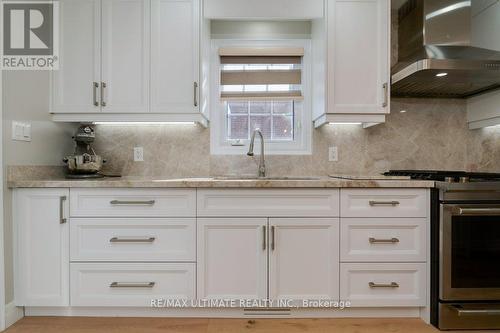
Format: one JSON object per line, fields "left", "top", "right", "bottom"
{"left": 247, "top": 129, "right": 266, "bottom": 178}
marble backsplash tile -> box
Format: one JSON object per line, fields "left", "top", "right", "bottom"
{"left": 89, "top": 98, "right": 500, "bottom": 178}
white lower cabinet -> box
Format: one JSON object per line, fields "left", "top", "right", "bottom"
{"left": 340, "top": 218, "right": 427, "bottom": 262}
{"left": 197, "top": 218, "right": 268, "bottom": 300}
{"left": 269, "top": 218, "right": 339, "bottom": 301}
{"left": 14, "top": 189, "right": 70, "bottom": 306}
{"left": 13, "top": 187, "right": 429, "bottom": 313}
{"left": 70, "top": 218, "right": 196, "bottom": 262}
{"left": 340, "top": 263, "right": 426, "bottom": 307}
{"left": 197, "top": 217, "right": 341, "bottom": 303}
{"left": 70, "top": 263, "right": 195, "bottom": 306}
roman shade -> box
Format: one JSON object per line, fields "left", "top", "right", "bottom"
{"left": 219, "top": 47, "right": 304, "bottom": 101}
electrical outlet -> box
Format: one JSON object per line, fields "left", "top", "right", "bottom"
{"left": 133, "top": 147, "right": 144, "bottom": 162}
{"left": 328, "top": 146, "right": 338, "bottom": 162}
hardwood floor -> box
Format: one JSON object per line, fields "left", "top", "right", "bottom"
{"left": 4, "top": 317, "right": 498, "bottom": 333}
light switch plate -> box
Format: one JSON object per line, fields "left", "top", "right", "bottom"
{"left": 12, "top": 121, "right": 31, "bottom": 142}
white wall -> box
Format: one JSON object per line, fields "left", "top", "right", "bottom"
{"left": 2, "top": 71, "right": 75, "bottom": 305}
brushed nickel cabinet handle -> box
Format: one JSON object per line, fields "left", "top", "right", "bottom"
{"left": 453, "top": 207, "right": 500, "bottom": 216}
{"left": 262, "top": 226, "right": 267, "bottom": 251}
{"left": 110, "top": 282, "right": 155, "bottom": 288}
{"left": 451, "top": 305, "right": 500, "bottom": 316}
{"left": 369, "top": 237, "right": 400, "bottom": 244}
{"left": 101, "top": 82, "right": 107, "bottom": 107}
{"left": 59, "top": 196, "right": 67, "bottom": 224}
{"left": 369, "top": 200, "right": 400, "bottom": 206}
{"left": 110, "top": 237, "right": 155, "bottom": 243}
{"left": 271, "top": 226, "right": 275, "bottom": 251}
{"left": 194, "top": 82, "right": 198, "bottom": 107}
{"left": 382, "top": 83, "right": 388, "bottom": 107}
{"left": 93, "top": 82, "right": 99, "bottom": 106}
{"left": 110, "top": 200, "right": 155, "bottom": 206}
{"left": 369, "top": 282, "right": 399, "bottom": 288}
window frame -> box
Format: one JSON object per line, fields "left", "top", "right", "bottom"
{"left": 210, "top": 39, "right": 312, "bottom": 155}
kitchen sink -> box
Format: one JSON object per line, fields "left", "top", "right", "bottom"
{"left": 213, "top": 176, "right": 321, "bottom": 181}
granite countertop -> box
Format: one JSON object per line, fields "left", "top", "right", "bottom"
{"left": 8, "top": 175, "right": 435, "bottom": 188}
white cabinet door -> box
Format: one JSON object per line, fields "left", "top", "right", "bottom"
{"left": 14, "top": 189, "right": 70, "bottom": 306}
{"left": 326, "top": 0, "right": 390, "bottom": 114}
{"left": 197, "top": 218, "right": 267, "bottom": 300}
{"left": 151, "top": 0, "right": 200, "bottom": 113}
{"left": 101, "top": 0, "right": 150, "bottom": 113}
{"left": 269, "top": 218, "right": 339, "bottom": 302}
{"left": 51, "top": 0, "right": 101, "bottom": 113}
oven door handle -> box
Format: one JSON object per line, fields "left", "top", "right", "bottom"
{"left": 452, "top": 305, "right": 500, "bottom": 316}
{"left": 452, "top": 207, "right": 500, "bottom": 216}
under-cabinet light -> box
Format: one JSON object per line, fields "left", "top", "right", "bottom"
{"left": 328, "top": 122, "right": 362, "bottom": 125}
{"left": 436, "top": 72, "right": 448, "bottom": 77}
{"left": 93, "top": 122, "right": 196, "bottom": 126}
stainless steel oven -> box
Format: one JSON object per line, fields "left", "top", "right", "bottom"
{"left": 436, "top": 183, "right": 500, "bottom": 330}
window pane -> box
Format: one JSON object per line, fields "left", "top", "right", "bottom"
{"left": 273, "top": 101, "right": 293, "bottom": 114}
{"left": 245, "top": 64, "right": 267, "bottom": 70}
{"left": 269, "top": 64, "right": 294, "bottom": 70}
{"left": 222, "top": 85, "right": 244, "bottom": 92}
{"left": 227, "top": 102, "right": 248, "bottom": 115}
{"left": 228, "top": 115, "right": 249, "bottom": 140}
{"left": 250, "top": 101, "right": 271, "bottom": 114}
{"left": 273, "top": 115, "right": 293, "bottom": 140}
{"left": 222, "top": 64, "right": 244, "bottom": 71}
{"left": 245, "top": 85, "right": 267, "bottom": 92}
{"left": 268, "top": 85, "right": 291, "bottom": 92}
{"left": 250, "top": 115, "right": 272, "bottom": 139}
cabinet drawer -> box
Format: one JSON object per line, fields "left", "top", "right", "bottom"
{"left": 340, "top": 218, "right": 427, "bottom": 262}
{"left": 340, "top": 263, "right": 426, "bottom": 307}
{"left": 70, "top": 218, "right": 195, "bottom": 262}
{"left": 70, "top": 188, "right": 196, "bottom": 217}
{"left": 197, "top": 189, "right": 339, "bottom": 217}
{"left": 340, "top": 189, "right": 428, "bottom": 217}
{"left": 70, "top": 263, "right": 195, "bottom": 306}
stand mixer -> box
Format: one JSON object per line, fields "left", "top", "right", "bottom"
{"left": 63, "top": 125, "right": 106, "bottom": 179}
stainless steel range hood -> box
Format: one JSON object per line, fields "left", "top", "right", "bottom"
{"left": 391, "top": 0, "right": 500, "bottom": 98}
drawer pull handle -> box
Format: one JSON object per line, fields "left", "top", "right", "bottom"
{"left": 110, "top": 237, "right": 156, "bottom": 243}
{"left": 369, "top": 282, "right": 399, "bottom": 288}
{"left": 110, "top": 282, "right": 155, "bottom": 288}
{"left": 369, "top": 237, "right": 400, "bottom": 244}
{"left": 262, "top": 226, "right": 267, "bottom": 251}
{"left": 110, "top": 200, "right": 155, "bottom": 206}
{"left": 369, "top": 200, "right": 400, "bottom": 206}
{"left": 271, "top": 226, "right": 276, "bottom": 251}
{"left": 59, "top": 196, "right": 67, "bottom": 224}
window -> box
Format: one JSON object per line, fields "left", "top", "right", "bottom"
{"left": 227, "top": 101, "right": 294, "bottom": 142}
{"left": 211, "top": 41, "right": 312, "bottom": 155}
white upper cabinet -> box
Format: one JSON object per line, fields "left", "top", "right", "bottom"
{"left": 51, "top": 0, "right": 101, "bottom": 113}
{"left": 51, "top": 0, "right": 206, "bottom": 125}
{"left": 313, "top": 0, "right": 390, "bottom": 127}
{"left": 101, "top": 0, "right": 150, "bottom": 113}
{"left": 151, "top": 0, "right": 199, "bottom": 114}
{"left": 467, "top": 89, "right": 500, "bottom": 129}
{"left": 204, "top": 0, "right": 324, "bottom": 19}
{"left": 14, "top": 189, "right": 70, "bottom": 306}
